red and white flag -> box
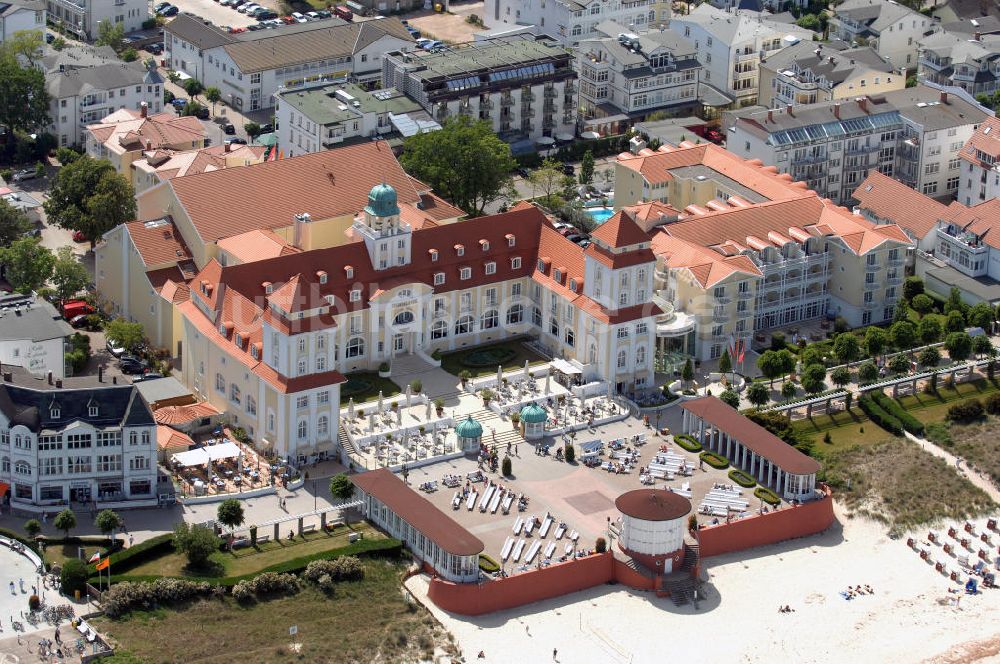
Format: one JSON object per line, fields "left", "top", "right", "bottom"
{"left": 88, "top": 551, "right": 101, "bottom": 563}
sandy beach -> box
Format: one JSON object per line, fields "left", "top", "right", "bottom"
{"left": 406, "top": 502, "right": 1000, "bottom": 664}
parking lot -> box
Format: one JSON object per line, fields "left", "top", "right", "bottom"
{"left": 404, "top": 1, "right": 484, "bottom": 43}
{"left": 161, "top": 0, "right": 280, "bottom": 29}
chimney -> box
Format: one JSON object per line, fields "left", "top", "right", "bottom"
{"left": 224, "top": 141, "right": 231, "bottom": 153}
{"left": 857, "top": 97, "right": 868, "bottom": 113}
{"left": 940, "top": 91, "right": 948, "bottom": 104}
{"left": 98, "top": 366, "right": 104, "bottom": 383}
{"left": 293, "top": 212, "right": 312, "bottom": 249}
{"left": 55, "top": 379, "right": 62, "bottom": 388}
{"left": 834, "top": 102, "right": 841, "bottom": 119}
{"left": 140, "top": 101, "right": 148, "bottom": 118}
{"left": 47, "top": 371, "right": 53, "bottom": 385}
{"left": 112, "top": 376, "right": 118, "bottom": 385}
{"left": 975, "top": 31, "right": 981, "bottom": 40}
{"left": 2, "top": 373, "right": 10, "bottom": 383}
{"left": 767, "top": 109, "right": 773, "bottom": 123}
{"left": 786, "top": 104, "right": 793, "bottom": 117}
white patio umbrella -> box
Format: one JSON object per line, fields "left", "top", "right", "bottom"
{"left": 347, "top": 397, "right": 355, "bottom": 419}
{"left": 368, "top": 414, "right": 375, "bottom": 433}
{"left": 523, "top": 360, "right": 530, "bottom": 380}
{"left": 497, "top": 365, "right": 503, "bottom": 388}
{"left": 405, "top": 385, "right": 412, "bottom": 408}
{"left": 425, "top": 398, "right": 432, "bottom": 420}
{"left": 544, "top": 372, "right": 551, "bottom": 394}
{"left": 397, "top": 407, "right": 403, "bottom": 425}
{"left": 377, "top": 391, "right": 384, "bottom": 413}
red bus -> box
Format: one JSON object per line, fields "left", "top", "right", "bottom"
{"left": 333, "top": 5, "right": 352, "bottom": 20}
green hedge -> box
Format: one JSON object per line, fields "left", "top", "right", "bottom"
{"left": 479, "top": 554, "right": 500, "bottom": 574}
{"left": 88, "top": 533, "right": 173, "bottom": 576}
{"left": 728, "top": 469, "right": 756, "bottom": 488}
{"left": 674, "top": 434, "right": 702, "bottom": 453}
{"left": 869, "top": 391, "right": 925, "bottom": 435}
{"left": 857, "top": 395, "right": 903, "bottom": 435}
{"left": 91, "top": 537, "right": 402, "bottom": 588}
{"left": 699, "top": 451, "right": 730, "bottom": 469}
{"left": 754, "top": 487, "right": 781, "bottom": 506}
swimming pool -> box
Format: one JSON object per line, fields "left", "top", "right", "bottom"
{"left": 584, "top": 206, "right": 614, "bottom": 224}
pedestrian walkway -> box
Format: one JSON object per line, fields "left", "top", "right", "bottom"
{"left": 903, "top": 431, "right": 1000, "bottom": 503}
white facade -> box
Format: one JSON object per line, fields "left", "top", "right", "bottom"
{"left": 670, "top": 6, "right": 814, "bottom": 106}
{"left": 0, "top": 337, "right": 66, "bottom": 380}
{"left": 618, "top": 514, "right": 685, "bottom": 558}
{"left": 831, "top": 0, "right": 934, "bottom": 71}
{"left": 0, "top": 1, "right": 44, "bottom": 43}
{"left": 46, "top": 0, "right": 148, "bottom": 41}
{"left": 485, "top": 0, "right": 670, "bottom": 46}
{"left": 0, "top": 295, "right": 71, "bottom": 379}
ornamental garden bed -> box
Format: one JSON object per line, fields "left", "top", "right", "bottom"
{"left": 674, "top": 434, "right": 702, "bottom": 453}
{"left": 754, "top": 487, "right": 781, "bottom": 506}
{"left": 478, "top": 554, "right": 500, "bottom": 574}
{"left": 728, "top": 469, "right": 756, "bottom": 488}
{"left": 461, "top": 346, "right": 518, "bottom": 368}
{"left": 699, "top": 451, "right": 729, "bottom": 469}
{"left": 340, "top": 373, "right": 401, "bottom": 404}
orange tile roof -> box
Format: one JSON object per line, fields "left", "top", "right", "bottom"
{"left": 622, "top": 201, "right": 681, "bottom": 232}
{"left": 216, "top": 229, "right": 301, "bottom": 264}
{"left": 154, "top": 402, "right": 221, "bottom": 425}
{"left": 852, "top": 171, "right": 950, "bottom": 240}
{"left": 652, "top": 234, "right": 762, "bottom": 287}
{"left": 590, "top": 209, "right": 650, "bottom": 248}
{"left": 960, "top": 115, "right": 1000, "bottom": 165}
{"left": 156, "top": 425, "right": 194, "bottom": 451}
{"left": 169, "top": 141, "right": 425, "bottom": 243}
{"left": 133, "top": 143, "right": 267, "bottom": 180}
{"left": 127, "top": 218, "right": 192, "bottom": 268}
{"left": 88, "top": 109, "right": 205, "bottom": 154}
{"left": 158, "top": 279, "right": 190, "bottom": 304}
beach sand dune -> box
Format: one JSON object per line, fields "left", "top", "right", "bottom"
{"left": 407, "top": 503, "right": 1000, "bottom": 664}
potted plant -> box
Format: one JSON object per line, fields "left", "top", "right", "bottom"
{"left": 378, "top": 362, "right": 391, "bottom": 378}
{"left": 481, "top": 388, "right": 495, "bottom": 405}
{"left": 357, "top": 409, "right": 364, "bottom": 420}
{"left": 459, "top": 369, "right": 472, "bottom": 386}
{"left": 510, "top": 411, "right": 520, "bottom": 427}
{"left": 434, "top": 398, "right": 444, "bottom": 416}
{"left": 391, "top": 402, "right": 398, "bottom": 411}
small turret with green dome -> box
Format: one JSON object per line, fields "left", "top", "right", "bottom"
{"left": 519, "top": 402, "right": 547, "bottom": 423}
{"left": 455, "top": 415, "right": 483, "bottom": 439}
{"left": 365, "top": 182, "right": 400, "bottom": 218}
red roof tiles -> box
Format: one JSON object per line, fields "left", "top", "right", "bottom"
{"left": 590, "top": 209, "right": 650, "bottom": 248}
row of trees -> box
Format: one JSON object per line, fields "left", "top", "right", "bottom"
{"left": 24, "top": 508, "right": 124, "bottom": 541}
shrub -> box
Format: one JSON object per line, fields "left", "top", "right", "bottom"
{"left": 699, "top": 451, "right": 730, "bottom": 469}
{"left": 946, "top": 399, "right": 984, "bottom": 423}
{"left": 728, "top": 469, "right": 756, "bottom": 488}
{"left": 304, "top": 556, "right": 364, "bottom": 583}
{"left": 674, "top": 434, "right": 702, "bottom": 452}
{"left": 869, "top": 391, "right": 925, "bottom": 435}
{"left": 378, "top": 362, "right": 390, "bottom": 372}
{"left": 754, "top": 487, "right": 781, "bottom": 506}
{"left": 985, "top": 393, "right": 1000, "bottom": 415}
{"left": 409, "top": 379, "right": 422, "bottom": 393}
{"left": 61, "top": 559, "right": 89, "bottom": 596}
{"left": 231, "top": 572, "right": 299, "bottom": 604}
{"left": 857, "top": 395, "right": 903, "bottom": 435}
{"left": 478, "top": 554, "right": 500, "bottom": 574}
{"left": 430, "top": 348, "right": 442, "bottom": 361}
{"left": 595, "top": 537, "right": 607, "bottom": 553}
{"left": 501, "top": 456, "right": 512, "bottom": 477}
{"left": 102, "top": 578, "right": 217, "bottom": 618}
{"left": 172, "top": 523, "right": 221, "bottom": 568}
{"left": 28, "top": 594, "right": 40, "bottom": 610}
{"left": 564, "top": 443, "right": 575, "bottom": 463}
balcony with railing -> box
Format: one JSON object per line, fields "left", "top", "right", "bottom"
{"left": 713, "top": 308, "right": 728, "bottom": 323}
{"left": 500, "top": 95, "right": 514, "bottom": 107}
{"left": 735, "top": 51, "right": 757, "bottom": 63}
{"left": 864, "top": 280, "right": 878, "bottom": 290}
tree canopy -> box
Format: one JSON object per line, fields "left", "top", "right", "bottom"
{"left": 400, "top": 116, "right": 516, "bottom": 216}
{"left": 889, "top": 320, "right": 916, "bottom": 351}
{"left": 95, "top": 509, "right": 123, "bottom": 536}
{"left": 719, "top": 389, "right": 739, "bottom": 409}
{"left": 105, "top": 318, "right": 145, "bottom": 352}
{"left": 944, "top": 332, "right": 972, "bottom": 362}
{"left": 54, "top": 508, "right": 76, "bottom": 538}
{"left": 0, "top": 237, "right": 54, "bottom": 293}
{"left": 746, "top": 381, "right": 769, "bottom": 408}
{"left": 864, "top": 326, "right": 888, "bottom": 357}
{"left": 0, "top": 197, "right": 33, "bottom": 246}
{"left": 44, "top": 156, "right": 136, "bottom": 248}
{"left": 95, "top": 20, "right": 125, "bottom": 52}
{"left": 967, "top": 302, "right": 995, "bottom": 330}
{"left": 0, "top": 44, "right": 50, "bottom": 139}
{"left": 329, "top": 473, "right": 355, "bottom": 502}
{"left": 52, "top": 246, "right": 90, "bottom": 302}
{"left": 832, "top": 333, "right": 861, "bottom": 364}
{"left": 173, "top": 522, "right": 219, "bottom": 568}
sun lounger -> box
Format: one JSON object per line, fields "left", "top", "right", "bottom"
{"left": 540, "top": 516, "right": 553, "bottom": 538}
{"left": 525, "top": 540, "right": 542, "bottom": 564}
{"left": 512, "top": 538, "right": 526, "bottom": 562}
{"left": 452, "top": 492, "right": 461, "bottom": 510}
{"left": 501, "top": 537, "right": 514, "bottom": 562}
{"left": 502, "top": 494, "right": 514, "bottom": 514}
{"left": 479, "top": 485, "right": 494, "bottom": 512}
{"left": 564, "top": 543, "right": 574, "bottom": 555}
{"left": 544, "top": 542, "right": 556, "bottom": 560}
{"left": 569, "top": 530, "right": 579, "bottom": 542}
{"left": 513, "top": 517, "right": 523, "bottom": 535}
{"left": 554, "top": 523, "right": 566, "bottom": 539}
{"left": 525, "top": 516, "right": 536, "bottom": 535}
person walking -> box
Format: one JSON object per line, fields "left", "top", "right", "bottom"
{"left": 553, "top": 648, "right": 558, "bottom": 661}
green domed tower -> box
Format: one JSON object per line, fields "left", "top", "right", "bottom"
{"left": 456, "top": 414, "right": 484, "bottom": 454}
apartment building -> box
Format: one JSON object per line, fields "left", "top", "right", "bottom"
{"left": 383, "top": 36, "right": 577, "bottom": 143}
{"left": 485, "top": 0, "right": 670, "bottom": 46}
{"left": 0, "top": 293, "right": 72, "bottom": 380}
{"left": 0, "top": 0, "right": 44, "bottom": 43}
{"left": 918, "top": 30, "right": 1000, "bottom": 98}
{"left": 274, "top": 82, "right": 430, "bottom": 158}
{"left": 95, "top": 141, "right": 464, "bottom": 355}
{"left": 670, "top": 5, "right": 814, "bottom": 107}
{"left": 85, "top": 105, "right": 206, "bottom": 183}
{"left": 43, "top": 44, "right": 164, "bottom": 148}
{"left": 956, "top": 115, "right": 1000, "bottom": 206}
{"left": 46, "top": 0, "right": 148, "bottom": 41}
{"left": 576, "top": 21, "right": 701, "bottom": 124}
{"left": 611, "top": 142, "right": 913, "bottom": 359}
{"left": 130, "top": 143, "right": 267, "bottom": 194}
{"left": 831, "top": 0, "right": 936, "bottom": 71}
{"left": 164, "top": 16, "right": 413, "bottom": 112}
{"left": 759, "top": 41, "right": 902, "bottom": 108}
{"left": 854, "top": 170, "right": 1000, "bottom": 305}
{"left": 0, "top": 366, "right": 158, "bottom": 508}
{"left": 726, "top": 84, "right": 989, "bottom": 204}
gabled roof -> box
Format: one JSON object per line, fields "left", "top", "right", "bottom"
{"left": 216, "top": 229, "right": 301, "bottom": 264}
{"left": 0, "top": 382, "right": 153, "bottom": 431}
{"left": 590, "top": 210, "right": 650, "bottom": 248}
{"left": 126, "top": 218, "right": 192, "bottom": 268}
{"left": 852, "top": 171, "right": 951, "bottom": 240}
{"left": 87, "top": 109, "right": 205, "bottom": 155}
{"left": 164, "top": 13, "right": 236, "bottom": 50}
{"left": 153, "top": 402, "right": 221, "bottom": 425}
{"left": 168, "top": 141, "right": 422, "bottom": 243}
{"left": 961, "top": 114, "right": 1000, "bottom": 163}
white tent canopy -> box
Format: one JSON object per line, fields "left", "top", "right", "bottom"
{"left": 171, "top": 441, "right": 242, "bottom": 467}
{"left": 550, "top": 358, "right": 582, "bottom": 375}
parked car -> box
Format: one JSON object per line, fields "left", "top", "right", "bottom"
{"left": 258, "top": 123, "right": 274, "bottom": 134}
{"left": 68, "top": 314, "right": 90, "bottom": 328}
{"left": 154, "top": 2, "right": 171, "bottom": 12}
{"left": 316, "top": 9, "right": 332, "bottom": 17}
{"left": 133, "top": 372, "right": 163, "bottom": 382}
{"left": 45, "top": 32, "right": 54, "bottom": 43}
{"left": 225, "top": 137, "right": 247, "bottom": 145}
{"left": 333, "top": 4, "right": 352, "bottom": 20}
{"left": 257, "top": 10, "right": 277, "bottom": 19}
{"left": 570, "top": 234, "right": 590, "bottom": 244}
{"left": 291, "top": 11, "right": 306, "bottom": 21}
{"left": 147, "top": 43, "right": 163, "bottom": 55}
{"left": 221, "top": 123, "right": 236, "bottom": 135}
{"left": 62, "top": 300, "right": 94, "bottom": 319}
{"left": 561, "top": 163, "right": 575, "bottom": 176}
{"left": 563, "top": 233, "right": 581, "bottom": 243}
{"left": 515, "top": 167, "right": 529, "bottom": 178}
{"left": 72, "top": 230, "right": 88, "bottom": 243}
{"left": 407, "top": 28, "right": 422, "bottom": 39}
{"left": 420, "top": 40, "right": 442, "bottom": 50}
{"left": 705, "top": 128, "right": 724, "bottom": 145}
{"left": 119, "top": 356, "right": 148, "bottom": 374}
{"left": 193, "top": 106, "right": 210, "bottom": 119}
{"left": 11, "top": 169, "right": 37, "bottom": 183}
{"left": 106, "top": 338, "right": 126, "bottom": 358}
{"left": 160, "top": 5, "right": 178, "bottom": 15}
{"left": 170, "top": 97, "right": 187, "bottom": 109}
{"left": 306, "top": 11, "right": 320, "bottom": 19}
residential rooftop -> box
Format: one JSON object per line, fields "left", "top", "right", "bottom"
{"left": 0, "top": 294, "right": 72, "bottom": 344}
{"left": 762, "top": 41, "right": 897, "bottom": 85}
{"left": 390, "top": 35, "right": 571, "bottom": 82}
{"left": 275, "top": 83, "right": 421, "bottom": 126}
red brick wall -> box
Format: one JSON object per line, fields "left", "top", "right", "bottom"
{"left": 427, "top": 553, "right": 616, "bottom": 615}
{"left": 696, "top": 486, "right": 835, "bottom": 558}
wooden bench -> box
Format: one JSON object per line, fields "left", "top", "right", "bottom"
{"left": 301, "top": 524, "right": 317, "bottom": 534}
{"left": 256, "top": 534, "right": 270, "bottom": 544}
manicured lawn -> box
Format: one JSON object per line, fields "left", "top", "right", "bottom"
{"left": 895, "top": 378, "right": 1000, "bottom": 424}
{"left": 340, "top": 372, "right": 401, "bottom": 405}
{"left": 126, "top": 523, "right": 380, "bottom": 579}
{"left": 42, "top": 538, "right": 113, "bottom": 569}
{"left": 439, "top": 340, "right": 548, "bottom": 378}
{"left": 792, "top": 408, "right": 872, "bottom": 458}
{"left": 94, "top": 561, "right": 456, "bottom": 664}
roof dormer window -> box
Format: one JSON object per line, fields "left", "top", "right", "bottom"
{"left": 455, "top": 244, "right": 465, "bottom": 256}
{"left": 349, "top": 289, "right": 361, "bottom": 302}
{"left": 553, "top": 268, "right": 562, "bottom": 282}
{"left": 89, "top": 405, "right": 99, "bottom": 417}
{"left": 537, "top": 259, "right": 546, "bottom": 272}
{"left": 506, "top": 234, "right": 516, "bottom": 247}
{"left": 485, "top": 261, "right": 496, "bottom": 275}
{"left": 480, "top": 239, "right": 490, "bottom": 251}
{"left": 460, "top": 267, "right": 471, "bottom": 280}
{"left": 263, "top": 281, "right": 273, "bottom": 294}
{"left": 235, "top": 333, "right": 244, "bottom": 347}
{"left": 50, "top": 407, "right": 60, "bottom": 419}
{"left": 434, "top": 272, "right": 445, "bottom": 285}
{"left": 569, "top": 278, "right": 578, "bottom": 292}
{"left": 344, "top": 265, "right": 354, "bottom": 279}
{"left": 429, "top": 249, "right": 439, "bottom": 262}
{"left": 317, "top": 271, "right": 328, "bottom": 285}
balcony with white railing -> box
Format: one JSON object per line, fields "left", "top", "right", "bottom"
{"left": 654, "top": 299, "right": 696, "bottom": 337}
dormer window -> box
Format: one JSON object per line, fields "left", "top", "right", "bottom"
{"left": 263, "top": 281, "right": 273, "bottom": 294}
{"left": 429, "top": 249, "right": 439, "bottom": 262}
{"left": 537, "top": 259, "right": 546, "bottom": 272}
{"left": 344, "top": 266, "right": 354, "bottom": 279}
{"left": 434, "top": 272, "right": 445, "bottom": 285}
{"left": 349, "top": 289, "right": 361, "bottom": 302}
{"left": 569, "top": 278, "right": 578, "bottom": 292}
{"left": 89, "top": 405, "right": 98, "bottom": 417}
{"left": 512, "top": 257, "right": 522, "bottom": 269}
{"left": 219, "top": 324, "right": 227, "bottom": 336}
{"left": 455, "top": 244, "right": 465, "bottom": 256}
{"left": 480, "top": 239, "right": 490, "bottom": 251}
{"left": 317, "top": 271, "right": 328, "bottom": 285}
{"left": 506, "top": 234, "right": 516, "bottom": 247}
{"left": 251, "top": 343, "right": 261, "bottom": 360}
{"left": 460, "top": 267, "right": 472, "bottom": 280}
{"left": 235, "top": 333, "right": 243, "bottom": 347}
{"left": 485, "top": 262, "right": 496, "bottom": 275}
{"left": 50, "top": 407, "right": 60, "bottom": 419}
{"left": 553, "top": 268, "right": 562, "bottom": 282}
